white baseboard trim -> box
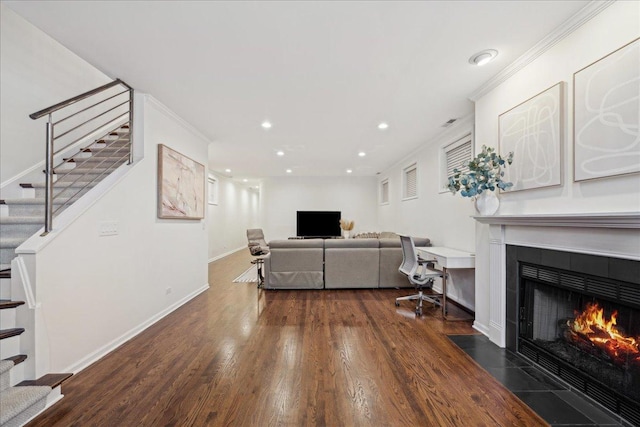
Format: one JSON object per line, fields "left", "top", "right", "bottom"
{"left": 208, "top": 246, "right": 246, "bottom": 263}
{"left": 472, "top": 321, "right": 490, "bottom": 337}
{"left": 63, "top": 283, "right": 209, "bottom": 374}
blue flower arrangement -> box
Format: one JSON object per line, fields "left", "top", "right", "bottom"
{"left": 447, "top": 145, "right": 514, "bottom": 198}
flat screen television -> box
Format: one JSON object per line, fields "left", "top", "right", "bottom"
{"left": 296, "top": 211, "right": 341, "bottom": 238}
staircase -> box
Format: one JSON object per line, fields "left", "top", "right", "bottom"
{"left": 0, "top": 79, "right": 133, "bottom": 426}
{"left": 0, "top": 272, "right": 73, "bottom": 427}
{"left": 0, "top": 125, "right": 131, "bottom": 268}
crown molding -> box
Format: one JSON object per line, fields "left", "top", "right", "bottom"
{"left": 468, "top": 0, "right": 615, "bottom": 102}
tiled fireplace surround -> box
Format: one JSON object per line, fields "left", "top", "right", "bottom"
{"left": 474, "top": 213, "right": 640, "bottom": 423}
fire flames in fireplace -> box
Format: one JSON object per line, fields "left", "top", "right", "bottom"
{"left": 567, "top": 302, "right": 640, "bottom": 369}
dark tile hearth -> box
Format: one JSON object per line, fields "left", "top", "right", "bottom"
{"left": 448, "top": 334, "right": 634, "bottom": 427}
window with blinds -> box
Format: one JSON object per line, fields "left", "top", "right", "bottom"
{"left": 440, "top": 134, "right": 473, "bottom": 191}
{"left": 446, "top": 138, "right": 472, "bottom": 177}
{"left": 380, "top": 179, "right": 389, "bottom": 204}
{"left": 403, "top": 164, "right": 418, "bottom": 200}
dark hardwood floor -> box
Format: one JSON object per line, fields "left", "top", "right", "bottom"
{"left": 27, "top": 250, "right": 547, "bottom": 426}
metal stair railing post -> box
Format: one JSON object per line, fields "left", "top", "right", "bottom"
{"left": 30, "top": 79, "right": 134, "bottom": 234}
{"left": 44, "top": 116, "right": 54, "bottom": 235}
{"left": 128, "top": 88, "right": 134, "bottom": 165}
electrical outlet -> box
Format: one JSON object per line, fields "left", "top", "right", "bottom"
{"left": 99, "top": 221, "right": 119, "bottom": 236}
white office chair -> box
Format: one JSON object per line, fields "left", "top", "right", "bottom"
{"left": 395, "top": 235, "right": 444, "bottom": 316}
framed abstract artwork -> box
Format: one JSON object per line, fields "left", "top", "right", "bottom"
{"left": 157, "top": 144, "right": 205, "bottom": 219}
{"left": 573, "top": 38, "right": 640, "bottom": 182}
{"left": 499, "top": 82, "right": 563, "bottom": 192}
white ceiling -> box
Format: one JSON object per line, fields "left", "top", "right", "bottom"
{"left": 5, "top": 0, "right": 589, "bottom": 182}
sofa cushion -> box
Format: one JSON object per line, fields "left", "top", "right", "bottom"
{"left": 269, "top": 239, "right": 324, "bottom": 249}
{"left": 379, "top": 247, "right": 411, "bottom": 288}
{"left": 324, "top": 239, "right": 379, "bottom": 249}
{"left": 378, "top": 237, "right": 431, "bottom": 248}
{"left": 324, "top": 240, "right": 380, "bottom": 288}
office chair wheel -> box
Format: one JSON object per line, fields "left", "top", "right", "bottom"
{"left": 395, "top": 301, "right": 400, "bottom": 307}
{"left": 415, "top": 308, "right": 422, "bottom": 316}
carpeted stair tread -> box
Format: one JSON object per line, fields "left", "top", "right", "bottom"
{"left": 0, "top": 300, "right": 25, "bottom": 310}
{"left": 64, "top": 157, "right": 122, "bottom": 164}
{"left": 18, "top": 373, "right": 73, "bottom": 389}
{"left": 53, "top": 167, "right": 120, "bottom": 174}
{"left": 84, "top": 145, "right": 129, "bottom": 152}
{"left": 0, "top": 359, "right": 13, "bottom": 376}
{"left": 0, "top": 328, "right": 25, "bottom": 340}
{"left": 0, "top": 360, "right": 12, "bottom": 393}
{"left": 21, "top": 182, "right": 96, "bottom": 188}
{"left": 3, "top": 355, "right": 27, "bottom": 366}
{"left": 0, "top": 216, "right": 43, "bottom": 224}
{"left": 0, "top": 238, "right": 24, "bottom": 249}
{"left": 0, "top": 385, "right": 51, "bottom": 427}
{"left": 1, "top": 197, "right": 71, "bottom": 205}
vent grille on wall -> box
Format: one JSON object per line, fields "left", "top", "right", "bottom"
{"left": 520, "top": 263, "right": 640, "bottom": 309}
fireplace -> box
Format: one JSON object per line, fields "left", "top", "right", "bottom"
{"left": 505, "top": 245, "right": 640, "bottom": 425}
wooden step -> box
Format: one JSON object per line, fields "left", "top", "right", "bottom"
{"left": 18, "top": 373, "right": 73, "bottom": 389}
{"left": 0, "top": 300, "right": 25, "bottom": 310}
{"left": 4, "top": 355, "right": 27, "bottom": 366}
{"left": 0, "top": 269, "right": 10, "bottom": 279}
{"left": 0, "top": 328, "right": 25, "bottom": 340}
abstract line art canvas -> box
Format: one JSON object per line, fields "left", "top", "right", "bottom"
{"left": 499, "top": 82, "right": 563, "bottom": 192}
{"left": 574, "top": 38, "right": 640, "bottom": 182}
{"left": 158, "top": 144, "right": 205, "bottom": 219}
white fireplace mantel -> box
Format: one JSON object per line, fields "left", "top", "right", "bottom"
{"left": 472, "top": 212, "right": 640, "bottom": 348}
{"left": 474, "top": 212, "right": 640, "bottom": 228}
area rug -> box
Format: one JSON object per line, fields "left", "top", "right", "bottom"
{"left": 232, "top": 265, "right": 258, "bottom": 283}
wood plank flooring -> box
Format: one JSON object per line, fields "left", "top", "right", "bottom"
{"left": 26, "top": 250, "right": 547, "bottom": 426}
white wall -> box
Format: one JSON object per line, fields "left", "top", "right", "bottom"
{"left": 473, "top": 1, "right": 640, "bottom": 338}
{"left": 0, "top": 3, "right": 112, "bottom": 185}
{"left": 377, "top": 116, "right": 476, "bottom": 309}
{"left": 207, "top": 171, "right": 260, "bottom": 261}
{"left": 31, "top": 95, "right": 209, "bottom": 373}
{"left": 260, "top": 176, "right": 378, "bottom": 241}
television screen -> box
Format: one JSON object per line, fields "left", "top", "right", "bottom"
{"left": 296, "top": 211, "right": 341, "bottom": 238}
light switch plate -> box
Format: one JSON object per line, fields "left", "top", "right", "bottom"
{"left": 99, "top": 221, "right": 119, "bottom": 236}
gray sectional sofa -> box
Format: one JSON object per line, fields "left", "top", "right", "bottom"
{"left": 263, "top": 236, "right": 431, "bottom": 289}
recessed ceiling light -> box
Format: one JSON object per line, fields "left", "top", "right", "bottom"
{"left": 276, "top": 150, "right": 285, "bottom": 156}
{"left": 346, "top": 169, "right": 353, "bottom": 174}
{"left": 261, "top": 121, "right": 272, "bottom": 129}
{"left": 378, "top": 122, "right": 389, "bottom": 130}
{"left": 243, "top": 179, "right": 248, "bottom": 182}
{"left": 286, "top": 169, "right": 292, "bottom": 174}
{"left": 225, "top": 168, "right": 231, "bottom": 173}
{"left": 358, "top": 151, "right": 366, "bottom": 157}
{"left": 469, "top": 49, "right": 498, "bottom": 66}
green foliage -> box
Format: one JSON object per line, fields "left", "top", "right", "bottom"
{"left": 447, "top": 145, "right": 514, "bottom": 198}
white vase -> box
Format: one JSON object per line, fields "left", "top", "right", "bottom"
{"left": 475, "top": 191, "right": 500, "bottom": 215}
{"left": 343, "top": 230, "right": 350, "bottom": 239}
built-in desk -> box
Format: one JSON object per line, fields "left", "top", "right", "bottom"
{"left": 416, "top": 246, "right": 475, "bottom": 321}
